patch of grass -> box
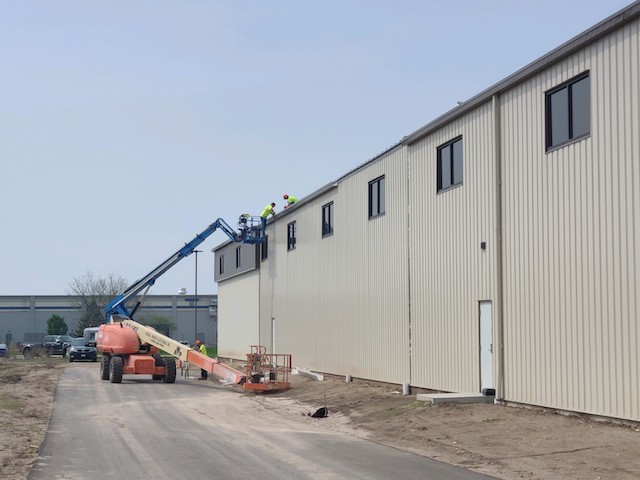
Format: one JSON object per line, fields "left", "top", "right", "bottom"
{"left": 0, "top": 394, "right": 25, "bottom": 412}
{"left": 482, "top": 417, "right": 504, "bottom": 423}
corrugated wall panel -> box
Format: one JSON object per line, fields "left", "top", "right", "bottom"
{"left": 259, "top": 149, "right": 410, "bottom": 384}
{"left": 218, "top": 271, "right": 259, "bottom": 360}
{"left": 501, "top": 19, "right": 640, "bottom": 420}
{"left": 408, "top": 102, "right": 498, "bottom": 393}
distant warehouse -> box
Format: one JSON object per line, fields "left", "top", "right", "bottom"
{"left": 0, "top": 295, "right": 218, "bottom": 346}
{"left": 214, "top": 2, "right": 640, "bottom": 423}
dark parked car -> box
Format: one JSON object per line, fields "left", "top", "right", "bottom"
{"left": 42, "top": 335, "right": 74, "bottom": 356}
{"left": 68, "top": 338, "right": 97, "bottom": 362}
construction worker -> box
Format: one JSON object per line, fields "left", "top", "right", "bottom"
{"left": 260, "top": 202, "right": 276, "bottom": 229}
{"left": 195, "top": 340, "right": 208, "bottom": 380}
{"left": 283, "top": 194, "right": 298, "bottom": 209}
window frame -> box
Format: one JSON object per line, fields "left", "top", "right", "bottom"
{"left": 545, "top": 71, "right": 590, "bottom": 151}
{"left": 322, "top": 202, "right": 334, "bottom": 237}
{"left": 368, "top": 175, "right": 385, "bottom": 219}
{"left": 219, "top": 254, "right": 224, "bottom": 275}
{"left": 287, "top": 221, "right": 296, "bottom": 251}
{"left": 235, "top": 246, "right": 241, "bottom": 269}
{"left": 437, "top": 135, "right": 463, "bottom": 193}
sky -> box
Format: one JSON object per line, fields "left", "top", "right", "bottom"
{"left": 0, "top": 0, "right": 633, "bottom": 296}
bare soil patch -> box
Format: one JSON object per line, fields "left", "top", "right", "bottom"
{"left": 2, "top": 356, "right": 640, "bottom": 480}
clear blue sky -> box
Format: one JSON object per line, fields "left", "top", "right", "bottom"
{"left": 0, "top": 0, "right": 633, "bottom": 295}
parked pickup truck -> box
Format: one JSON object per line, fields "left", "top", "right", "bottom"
{"left": 21, "top": 335, "right": 74, "bottom": 358}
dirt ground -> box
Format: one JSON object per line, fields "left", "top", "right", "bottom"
{"left": 1, "top": 356, "right": 640, "bottom": 480}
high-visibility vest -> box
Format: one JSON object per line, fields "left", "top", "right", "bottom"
{"left": 261, "top": 205, "right": 274, "bottom": 218}
{"left": 287, "top": 196, "right": 299, "bottom": 205}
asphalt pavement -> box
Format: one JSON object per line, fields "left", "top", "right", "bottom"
{"left": 29, "top": 364, "right": 496, "bottom": 480}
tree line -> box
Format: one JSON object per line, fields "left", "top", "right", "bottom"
{"left": 45, "top": 272, "right": 175, "bottom": 337}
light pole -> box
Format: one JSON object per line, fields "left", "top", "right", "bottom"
{"left": 194, "top": 249, "right": 202, "bottom": 343}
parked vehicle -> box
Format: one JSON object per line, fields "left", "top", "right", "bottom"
{"left": 68, "top": 338, "right": 97, "bottom": 362}
{"left": 22, "top": 335, "right": 73, "bottom": 358}
{"left": 83, "top": 327, "right": 99, "bottom": 347}
{"left": 0, "top": 343, "right": 7, "bottom": 357}
{"left": 42, "top": 335, "right": 73, "bottom": 356}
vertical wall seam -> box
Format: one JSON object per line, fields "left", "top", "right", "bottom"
{"left": 493, "top": 94, "right": 506, "bottom": 401}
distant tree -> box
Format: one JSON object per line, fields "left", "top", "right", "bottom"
{"left": 47, "top": 314, "right": 68, "bottom": 335}
{"left": 68, "top": 272, "right": 128, "bottom": 336}
{"left": 137, "top": 315, "right": 176, "bottom": 337}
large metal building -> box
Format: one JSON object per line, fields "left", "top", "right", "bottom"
{"left": 214, "top": 2, "right": 640, "bottom": 422}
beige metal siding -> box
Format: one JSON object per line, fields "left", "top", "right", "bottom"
{"left": 218, "top": 270, "right": 260, "bottom": 360}
{"left": 260, "top": 149, "right": 410, "bottom": 383}
{"left": 408, "top": 102, "right": 499, "bottom": 393}
{"left": 501, "top": 19, "right": 640, "bottom": 420}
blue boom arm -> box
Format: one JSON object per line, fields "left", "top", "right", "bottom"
{"left": 104, "top": 217, "right": 261, "bottom": 320}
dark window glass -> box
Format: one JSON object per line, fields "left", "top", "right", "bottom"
{"left": 572, "top": 76, "right": 590, "bottom": 138}
{"left": 261, "top": 235, "right": 268, "bottom": 261}
{"left": 287, "top": 222, "right": 296, "bottom": 251}
{"left": 219, "top": 255, "right": 224, "bottom": 275}
{"left": 235, "top": 246, "right": 241, "bottom": 268}
{"left": 437, "top": 137, "right": 463, "bottom": 192}
{"left": 368, "top": 176, "right": 385, "bottom": 218}
{"left": 550, "top": 88, "right": 569, "bottom": 146}
{"left": 322, "top": 202, "right": 334, "bottom": 237}
{"left": 546, "top": 72, "right": 590, "bottom": 150}
{"left": 453, "top": 140, "right": 463, "bottom": 185}
{"left": 438, "top": 144, "right": 451, "bottom": 190}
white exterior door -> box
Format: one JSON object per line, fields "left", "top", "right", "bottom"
{"left": 479, "top": 301, "right": 493, "bottom": 392}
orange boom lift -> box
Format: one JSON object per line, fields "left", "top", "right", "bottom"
{"left": 95, "top": 217, "right": 290, "bottom": 391}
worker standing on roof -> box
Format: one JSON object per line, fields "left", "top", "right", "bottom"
{"left": 260, "top": 202, "right": 276, "bottom": 229}
{"left": 195, "top": 340, "right": 208, "bottom": 380}
{"left": 283, "top": 194, "right": 298, "bottom": 209}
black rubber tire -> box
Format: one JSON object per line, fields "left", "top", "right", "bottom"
{"left": 152, "top": 353, "right": 164, "bottom": 380}
{"left": 109, "top": 356, "right": 123, "bottom": 384}
{"left": 100, "top": 355, "right": 110, "bottom": 380}
{"left": 23, "top": 347, "right": 32, "bottom": 359}
{"left": 163, "top": 358, "right": 177, "bottom": 384}
{"left": 69, "top": 355, "right": 74, "bottom": 363}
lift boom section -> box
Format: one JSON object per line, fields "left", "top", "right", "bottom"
{"left": 104, "top": 216, "right": 264, "bottom": 320}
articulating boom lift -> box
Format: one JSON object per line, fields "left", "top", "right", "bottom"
{"left": 96, "top": 217, "right": 291, "bottom": 391}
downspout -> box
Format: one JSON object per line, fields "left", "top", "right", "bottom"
{"left": 405, "top": 147, "right": 412, "bottom": 395}
{"left": 492, "top": 94, "right": 506, "bottom": 402}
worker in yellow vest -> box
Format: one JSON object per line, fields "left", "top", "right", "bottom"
{"left": 260, "top": 202, "right": 276, "bottom": 229}
{"left": 195, "top": 340, "right": 208, "bottom": 380}
{"left": 283, "top": 194, "right": 298, "bottom": 209}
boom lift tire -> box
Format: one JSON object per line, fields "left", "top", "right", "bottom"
{"left": 100, "top": 354, "right": 111, "bottom": 380}
{"left": 152, "top": 353, "right": 164, "bottom": 381}
{"left": 163, "top": 358, "right": 177, "bottom": 384}
{"left": 109, "top": 356, "right": 124, "bottom": 383}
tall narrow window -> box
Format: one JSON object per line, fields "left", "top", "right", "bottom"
{"left": 287, "top": 221, "right": 296, "bottom": 251}
{"left": 437, "top": 136, "right": 463, "bottom": 192}
{"left": 219, "top": 255, "right": 224, "bottom": 275}
{"left": 235, "top": 246, "right": 241, "bottom": 268}
{"left": 261, "top": 235, "right": 268, "bottom": 261}
{"left": 546, "top": 71, "right": 590, "bottom": 150}
{"left": 322, "top": 202, "right": 334, "bottom": 237}
{"left": 368, "top": 176, "right": 385, "bottom": 218}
